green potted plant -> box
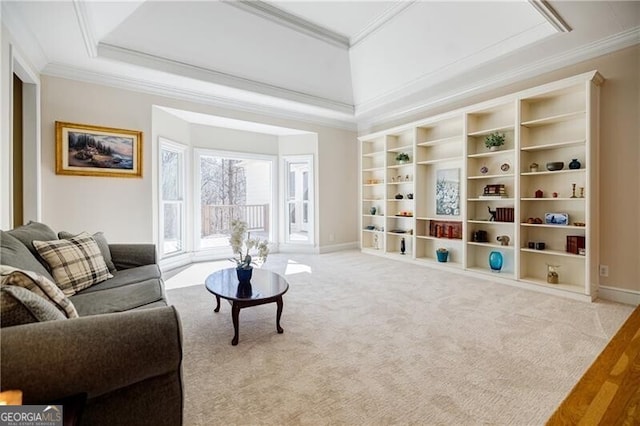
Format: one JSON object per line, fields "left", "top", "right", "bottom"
{"left": 436, "top": 247, "right": 449, "bottom": 263}
{"left": 484, "top": 132, "right": 505, "bottom": 151}
{"left": 395, "top": 152, "right": 410, "bottom": 164}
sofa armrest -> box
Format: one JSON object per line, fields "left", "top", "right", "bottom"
{"left": 109, "top": 243, "right": 157, "bottom": 270}
{"left": 0, "top": 306, "right": 183, "bottom": 404}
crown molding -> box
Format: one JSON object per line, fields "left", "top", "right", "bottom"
{"left": 357, "top": 26, "right": 640, "bottom": 131}
{"left": 528, "top": 0, "right": 571, "bottom": 33}
{"left": 72, "top": 0, "right": 97, "bottom": 58}
{"left": 1, "top": 1, "right": 48, "bottom": 70}
{"left": 97, "top": 43, "right": 354, "bottom": 116}
{"left": 223, "top": 0, "right": 349, "bottom": 49}
{"left": 41, "top": 62, "right": 358, "bottom": 131}
{"left": 350, "top": 1, "right": 415, "bottom": 47}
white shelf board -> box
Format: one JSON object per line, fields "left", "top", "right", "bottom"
{"left": 467, "top": 242, "right": 514, "bottom": 250}
{"left": 362, "top": 167, "right": 384, "bottom": 172}
{"left": 467, "top": 125, "right": 515, "bottom": 137}
{"left": 387, "top": 145, "right": 413, "bottom": 153}
{"left": 387, "top": 163, "right": 413, "bottom": 169}
{"left": 387, "top": 181, "right": 413, "bottom": 185}
{"left": 521, "top": 111, "right": 585, "bottom": 128}
{"left": 468, "top": 220, "right": 515, "bottom": 225}
{"left": 416, "top": 156, "right": 461, "bottom": 165}
{"left": 362, "top": 229, "right": 384, "bottom": 234}
{"left": 520, "top": 223, "right": 586, "bottom": 230}
{"left": 520, "top": 169, "right": 585, "bottom": 176}
{"left": 467, "top": 149, "right": 515, "bottom": 158}
{"left": 417, "top": 136, "right": 460, "bottom": 146}
{"left": 519, "top": 277, "right": 585, "bottom": 294}
{"left": 362, "top": 183, "right": 384, "bottom": 187}
{"left": 415, "top": 217, "right": 463, "bottom": 222}
{"left": 467, "top": 198, "right": 515, "bottom": 201}
{"left": 468, "top": 173, "right": 514, "bottom": 180}
{"left": 362, "top": 151, "right": 385, "bottom": 157}
{"left": 520, "top": 139, "right": 586, "bottom": 151}
{"left": 520, "top": 248, "right": 586, "bottom": 259}
{"left": 521, "top": 197, "right": 585, "bottom": 201}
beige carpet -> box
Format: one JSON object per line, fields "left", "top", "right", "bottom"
{"left": 166, "top": 251, "right": 634, "bottom": 425}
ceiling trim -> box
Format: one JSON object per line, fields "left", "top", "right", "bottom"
{"left": 358, "top": 26, "right": 640, "bottom": 131}
{"left": 41, "top": 62, "right": 358, "bottom": 131}
{"left": 0, "top": 2, "right": 49, "bottom": 70}
{"left": 97, "top": 42, "right": 354, "bottom": 115}
{"left": 72, "top": 0, "right": 97, "bottom": 58}
{"left": 528, "top": 0, "right": 572, "bottom": 33}
{"left": 350, "top": 1, "right": 416, "bottom": 47}
{"left": 223, "top": 0, "right": 349, "bottom": 49}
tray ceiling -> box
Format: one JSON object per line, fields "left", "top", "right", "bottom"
{"left": 2, "top": 1, "right": 639, "bottom": 129}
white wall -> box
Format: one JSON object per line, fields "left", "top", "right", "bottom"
{"left": 35, "top": 75, "right": 358, "bottom": 248}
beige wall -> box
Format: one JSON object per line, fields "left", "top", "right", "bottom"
{"left": 368, "top": 45, "right": 640, "bottom": 292}
{"left": 39, "top": 76, "right": 358, "bottom": 248}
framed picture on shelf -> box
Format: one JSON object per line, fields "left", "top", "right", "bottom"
{"left": 55, "top": 121, "right": 143, "bottom": 178}
{"left": 436, "top": 168, "right": 460, "bottom": 216}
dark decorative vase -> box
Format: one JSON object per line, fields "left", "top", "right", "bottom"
{"left": 489, "top": 251, "right": 503, "bottom": 272}
{"left": 400, "top": 238, "right": 406, "bottom": 255}
{"left": 569, "top": 159, "right": 581, "bottom": 169}
{"left": 236, "top": 267, "right": 253, "bottom": 283}
{"left": 236, "top": 281, "right": 253, "bottom": 298}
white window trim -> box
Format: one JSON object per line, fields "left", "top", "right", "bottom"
{"left": 282, "top": 154, "right": 315, "bottom": 246}
{"left": 158, "top": 137, "right": 188, "bottom": 259}
{"left": 194, "top": 148, "right": 278, "bottom": 257}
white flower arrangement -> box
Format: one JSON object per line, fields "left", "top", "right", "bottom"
{"left": 229, "top": 219, "right": 269, "bottom": 270}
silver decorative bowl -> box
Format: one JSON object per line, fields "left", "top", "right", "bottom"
{"left": 546, "top": 162, "right": 564, "bottom": 171}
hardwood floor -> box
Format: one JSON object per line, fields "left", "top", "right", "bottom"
{"left": 547, "top": 305, "right": 640, "bottom": 425}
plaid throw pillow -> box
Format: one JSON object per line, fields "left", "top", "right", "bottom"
{"left": 0, "top": 266, "right": 78, "bottom": 318}
{"left": 33, "top": 232, "right": 113, "bottom": 296}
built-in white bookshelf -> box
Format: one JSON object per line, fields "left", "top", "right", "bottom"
{"left": 359, "top": 71, "right": 603, "bottom": 301}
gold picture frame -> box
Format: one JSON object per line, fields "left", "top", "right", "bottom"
{"left": 55, "top": 121, "right": 143, "bottom": 178}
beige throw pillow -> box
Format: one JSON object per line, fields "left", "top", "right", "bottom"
{"left": 0, "top": 265, "right": 79, "bottom": 318}
{"left": 33, "top": 232, "right": 113, "bottom": 296}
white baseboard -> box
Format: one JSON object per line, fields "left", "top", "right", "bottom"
{"left": 598, "top": 286, "right": 640, "bottom": 306}
{"left": 278, "top": 243, "right": 319, "bottom": 254}
{"left": 318, "top": 241, "right": 359, "bottom": 254}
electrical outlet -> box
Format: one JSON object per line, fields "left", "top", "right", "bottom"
{"left": 599, "top": 265, "right": 609, "bottom": 277}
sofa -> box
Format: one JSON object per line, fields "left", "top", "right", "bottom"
{"left": 0, "top": 222, "right": 183, "bottom": 426}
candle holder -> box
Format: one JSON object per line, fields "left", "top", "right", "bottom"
{"left": 570, "top": 183, "right": 577, "bottom": 198}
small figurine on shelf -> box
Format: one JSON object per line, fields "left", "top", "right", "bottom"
{"left": 535, "top": 189, "right": 543, "bottom": 198}
{"left": 373, "top": 234, "right": 379, "bottom": 250}
{"left": 488, "top": 206, "right": 497, "bottom": 221}
{"left": 400, "top": 237, "right": 406, "bottom": 255}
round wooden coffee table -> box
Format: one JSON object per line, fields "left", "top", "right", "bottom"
{"left": 205, "top": 268, "right": 289, "bottom": 345}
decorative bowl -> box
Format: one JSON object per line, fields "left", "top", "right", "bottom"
{"left": 546, "top": 162, "right": 564, "bottom": 171}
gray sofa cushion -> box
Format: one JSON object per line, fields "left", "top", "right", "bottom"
{"left": 1, "top": 231, "right": 55, "bottom": 281}
{"left": 6, "top": 221, "right": 58, "bottom": 262}
{"left": 70, "top": 279, "right": 165, "bottom": 316}
{"left": 78, "top": 265, "right": 161, "bottom": 294}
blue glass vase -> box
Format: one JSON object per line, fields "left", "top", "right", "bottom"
{"left": 489, "top": 251, "right": 503, "bottom": 272}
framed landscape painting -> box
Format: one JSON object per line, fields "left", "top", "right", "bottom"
{"left": 56, "top": 121, "right": 143, "bottom": 178}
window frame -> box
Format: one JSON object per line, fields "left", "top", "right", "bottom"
{"left": 194, "top": 148, "right": 278, "bottom": 256}
{"left": 158, "top": 138, "right": 187, "bottom": 258}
